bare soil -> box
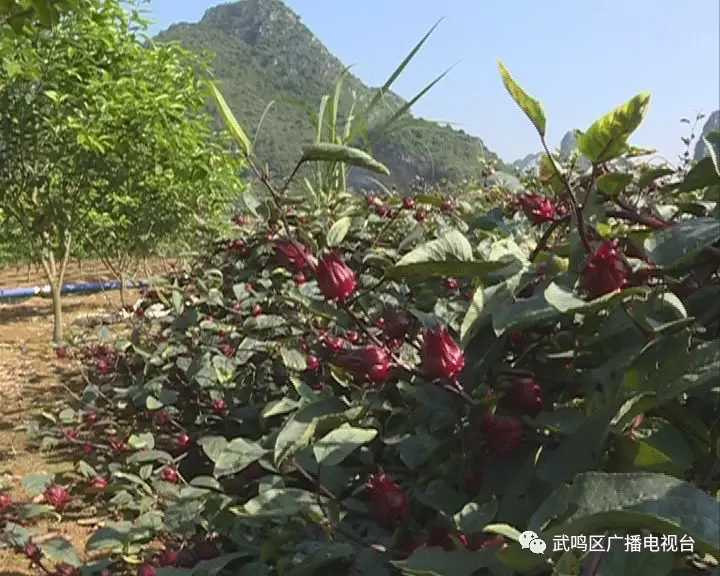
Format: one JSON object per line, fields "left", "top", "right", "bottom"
{"left": 0, "top": 288, "right": 138, "bottom": 575}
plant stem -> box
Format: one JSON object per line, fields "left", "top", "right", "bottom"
{"left": 540, "top": 137, "right": 592, "bottom": 254}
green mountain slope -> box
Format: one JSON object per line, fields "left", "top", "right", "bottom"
{"left": 156, "top": 0, "right": 504, "bottom": 188}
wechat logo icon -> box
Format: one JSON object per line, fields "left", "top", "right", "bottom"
{"left": 519, "top": 530, "right": 547, "bottom": 555}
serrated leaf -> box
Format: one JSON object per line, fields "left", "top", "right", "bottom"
{"left": 312, "top": 425, "right": 377, "bottom": 466}
{"left": 497, "top": 60, "right": 547, "bottom": 137}
{"left": 576, "top": 93, "right": 651, "bottom": 163}
{"left": 214, "top": 437, "right": 268, "bottom": 478}
{"left": 597, "top": 172, "right": 633, "bottom": 196}
{"left": 326, "top": 216, "right": 352, "bottom": 247}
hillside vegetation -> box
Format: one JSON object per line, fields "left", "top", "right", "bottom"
{"left": 156, "top": 0, "right": 504, "bottom": 188}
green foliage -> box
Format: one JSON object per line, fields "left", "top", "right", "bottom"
{"left": 0, "top": 0, "right": 244, "bottom": 336}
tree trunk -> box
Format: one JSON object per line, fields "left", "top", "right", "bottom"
{"left": 119, "top": 270, "right": 127, "bottom": 308}
{"left": 50, "top": 281, "right": 63, "bottom": 342}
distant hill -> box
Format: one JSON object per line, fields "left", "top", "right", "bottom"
{"left": 155, "top": 0, "right": 505, "bottom": 189}
{"left": 510, "top": 130, "right": 590, "bottom": 174}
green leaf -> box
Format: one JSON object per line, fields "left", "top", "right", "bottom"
{"left": 313, "top": 424, "right": 377, "bottom": 466}
{"left": 398, "top": 434, "right": 439, "bottom": 470}
{"left": 637, "top": 167, "right": 674, "bottom": 190}
{"left": 127, "top": 432, "right": 155, "bottom": 450}
{"left": 213, "top": 437, "right": 268, "bottom": 478}
{"left": 243, "top": 315, "right": 286, "bottom": 330}
{"left": 454, "top": 497, "right": 498, "bottom": 534}
{"left": 532, "top": 472, "right": 720, "bottom": 557}
{"left": 197, "top": 436, "right": 228, "bottom": 464}
{"left": 497, "top": 60, "right": 547, "bottom": 137}
{"left": 21, "top": 472, "right": 54, "bottom": 495}
{"left": 85, "top": 522, "right": 133, "bottom": 552}
{"left": 678, "top": 156, "right": 720, "bottom": 192}
{"left": 543, "top": 282, "right": 648, "bottom": 314}
{"left": 597, "top": 546, "right": 673, "bottom": 576}
{"left": 280, "top": 347, "right": 307, "bottom": 371}
{"left": 391, "top": 547, "right": 497, "bottom": 576}
{"left": 326, "top": 216, "right": 352, "bottom": 247}
{"left": 262, "top": 397, "right": 299, "bottom": 419}
{"left": 39, "top": 536, "right": 81, "bottom": 567}
{"left": 274, "top": 398, "right": 346, "bottom": 467}
{"left": 539, "top": 153, "right": 564, "bottom": 193}
{"left": 576, "top": 93, "right": 651, "bottom": 163}
{"left": 210, "top": 82, "right": 252, "bottom": 157}
{"left": 300, "top": 143, "right": 390, "bottom": 176}
{"left": 394, "top": 230, "right": 474, "bottom": 268}
{"left": 241, "top": 488, "right": 328, "bottom": 518}
{"left": 491, "top": 295, "right": 562, "bottom": 335}
{"left": 643, "top": 217, "right": 720, "bottom": 269}
{"left": 597, "top": 172, "right": 633, "bottom": 196}
{"left": 386, "top": 260, "right": 508, "bottom": 282}
{"left": 126, "top": 450, "right": 174, "bottom": 465}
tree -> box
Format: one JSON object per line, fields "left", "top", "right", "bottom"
{"left": 0, "top": 0, "right": 243, "bottom": 340}
{"left": 76, "top": 36, "right": 245, "bottom": 307}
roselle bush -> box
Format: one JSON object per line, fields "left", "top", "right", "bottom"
{"left": 3, "top": 64, "right": 720, "bottom": 576}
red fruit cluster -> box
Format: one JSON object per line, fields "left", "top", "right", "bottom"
{"left": 581, "top": 239, "right": 630, "bottom": 298}
{"left": 315, "top": 251, "right": 357, "bottom": 301}
{"left": 517, "top": 192, "right": 556, "bottom": 224}
{"left": 82, "top": 343, "right": 117, "bottom": 374}
{"left": 420, "top": 325, "right": 465, "bottom": 380}
{"left": 367, "top": 469, "right": 408, "bottom": 525}
{"left": 333, "top": 345, "right": 391, "bottom": 383}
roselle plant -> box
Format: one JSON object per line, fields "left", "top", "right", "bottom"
{"left": 3, "top": 60, "right": 720, "bottom": 576}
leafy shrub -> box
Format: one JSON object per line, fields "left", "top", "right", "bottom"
{"left": 2, "top": 64, "right": 720, "bottom": 576}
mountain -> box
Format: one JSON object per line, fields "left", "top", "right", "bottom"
{"left": 693, "top": 110, "right": 719, "bottom": 161}
{"left": 155, "top": 0, "right": 504, "bottom": 189}
{"left": 510, "top": 130, "right": 590, "bottom": 174}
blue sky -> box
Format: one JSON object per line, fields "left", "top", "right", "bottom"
{"left": 144, "top": 0, "right": 719, "bottom": 164}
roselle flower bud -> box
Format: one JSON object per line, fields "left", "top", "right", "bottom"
{"left": 414, "top": 209, "right": 426, "bottom": 222}
{"left": 88, "top": 476, "right": 108, "bottom": 489}
{"left": 23, "top": 542, "right": 41, "bottom": 561}
{"left": 212, "top": 399, "right": 226, "bottom": 414}
{"left": 109, "top": 436, "right": 126, "bottom": 454}
{"left": 581, "top": 239, "right": 630, "bottom": 298}
{"left": 0, "top": 492, "right": 11, "bottom": 509}
{"left": 137, "top": 564, "right": 156, "bottom": 576}
{"left": 517, "top": 192, "right": 555, "bottom": 224}
{"left": 402, "top": 196, "right": 415, "bottom": 210}
{"left": 420, "top": 326, "right": 464, "bottom": 380}
{"left": 161, "top": 467, "right": 179, "bottom": 483}
{"left": 381, "top": 309, "right": 412, "bottom": 340}
{"left": 274, "top": 240, "right": 315, "bottom": 272}
{"left": 440, "top": 197, "right": 453, "bottom": 213}
{"left": 508, "top": 378, "right": 543, "bottom": 416}
{"left": 44, "top": 483, "right": 70, "bottom": 508}
{"left": 159, "top": 547, "right": 180, "bottom": 567}
{"left": 315, "top": 251, "right": 357, "bottom": 301}
{"left": 54, "top": 562, "right": 78, "bottom": 576}
{"left": 306, "top": 354, "right": 320, "bottom": 371}
{"left": 366, "top": 469, "right": 408, "bottom": 524}
{"left": 333, "top": 346, "right": 391, "bottom": 382}
{"left": 175, "top": 433, "right": 191, "bottom": 449}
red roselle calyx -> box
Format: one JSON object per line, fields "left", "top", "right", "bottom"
{"left": 420, "top": 325, "right": 465, "bottom": 380}
{"left": 315, "top": 251, "right": 357, "bottom": 301}
{"left": 366, "top": 469, "right": 408, "bottom": 524}
{"left": 508, "top": 377, "right": 543, "bottom": 416}
{"left": 381, "top": 309, "right": 412, "bottom": 340}
{"left": 484, "top": 415, "right": 523, "bottom": 456}
{"left": 581, "top": 239, "right": 631, "bottom": 298}
{"left": 274, "top": 240, "right": 316, "bottom": 272}
{"left": 333, "top": 345, "right": 391, "bottom": 382}
{"left": 517, "top": 192, "right": 556, "bottom": 224}
{"left": 44, "top": 483, "right": 70, "bottom": 508}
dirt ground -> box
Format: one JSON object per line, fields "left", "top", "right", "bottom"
{"left": 0, "top": 285, "right": 140, "bottom": 574}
